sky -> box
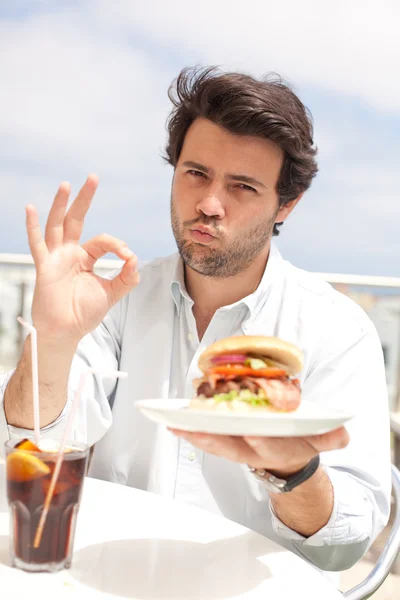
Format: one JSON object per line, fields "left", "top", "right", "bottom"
{"left": 0, "top": 0, "right": 399, "bottom": 276}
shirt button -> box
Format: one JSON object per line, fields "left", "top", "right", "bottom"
{"left": 188, "top": 332, "right": 193, "bottom": 341}
{"left": 188, "top": 451, "right": 196, "bottom": 461}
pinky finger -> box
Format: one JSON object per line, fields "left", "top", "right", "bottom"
{"left": 26, "top": 205, "right": 48, "bottom": 265}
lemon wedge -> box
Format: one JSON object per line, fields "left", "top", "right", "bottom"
{"left": 7, "top": 450, "right": 51, "bottom": 482}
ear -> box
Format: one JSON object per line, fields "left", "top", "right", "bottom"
{"left": 275, "top": 193, "right": 304, "bottom": 224}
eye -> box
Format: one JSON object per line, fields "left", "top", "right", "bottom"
{"left": 188, "top": 169, "right": 206, "bottom": 178}
{"left": 237, "top": 183, "right": 257, "bottom": 193}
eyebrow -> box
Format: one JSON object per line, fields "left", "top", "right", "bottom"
{"left": 182, "top": 161, "right": 268, "bottom": 190}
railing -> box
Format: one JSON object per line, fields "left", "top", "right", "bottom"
{"left": 0, "top": 252, "right": 123, "bottom": 273}
{"left": 2, "top": 253, "right": 400, "bottom": 286}
{"left": 343, "top": 465, "right": 400, "bottom": 599}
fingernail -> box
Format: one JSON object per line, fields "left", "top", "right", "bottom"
{"left": 246, "top": 437, "right": 259, "bottom": 447}
{"left": 122, "top": 247, "right": 134, "bottom": 258}
{"left": 130, "top": 265, "right": 139, "bottom": 280}
{"left": 87, "top": 173, "right": 99, "bottom": 184}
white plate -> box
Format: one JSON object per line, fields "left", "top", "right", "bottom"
{"left": 136, "top": 399, "right": 354, "bottom": 437}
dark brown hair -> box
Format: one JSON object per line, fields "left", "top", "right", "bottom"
{"left": 164, "top": 66, "right": 318, "bottom": 235}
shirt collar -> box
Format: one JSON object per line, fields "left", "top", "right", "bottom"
{"left": 241, "top": 243, "right": 282, "bottom": 320}
{"left": 170, "top": 256, "right": 192, "bottom": 317}
{"left": 170, "top": 242, "right": 283, "bottom": 319}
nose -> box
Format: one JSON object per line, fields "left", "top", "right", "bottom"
{"left": 196, "top": 182, "right": 226, "bottom": 220}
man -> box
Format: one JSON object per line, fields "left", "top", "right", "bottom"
{"left": 0, "top": 67, "right": 391, "bottom": 580}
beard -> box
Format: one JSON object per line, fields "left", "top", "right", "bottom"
{"left": 170, "top": 199, "right": 278, "bottom": 278}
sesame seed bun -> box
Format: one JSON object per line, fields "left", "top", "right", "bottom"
{"left": 198, "top": 335, "right": 303, "bottom": 376}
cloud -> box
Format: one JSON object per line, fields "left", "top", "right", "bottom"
{"left": 0, "top": 4, "right": 176, "bottom": 259}
{"left": 0, "top": 11, "right": 172, "bottom": 174}
{"left": 92, "top": 0, "right": 400, "bottom": 114}
{"left": 0, "top": 0, "right": 399, "bottom": 278}
{"left": 278, "top": 160, "right": 400, "bottom": 276}
{"left": 0, "top": 169, "right": 175, "bottom": 261}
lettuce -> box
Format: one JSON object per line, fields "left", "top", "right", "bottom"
{"left": 213, "top": 389, "right": 270, "bottom": 406}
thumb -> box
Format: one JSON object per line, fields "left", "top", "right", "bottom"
{"left": 103, "top": 256, "right": 140, "bottom": 306}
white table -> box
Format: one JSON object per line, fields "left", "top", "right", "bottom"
{"left": 0, "top": 462, "right": 343, "bottom": 599}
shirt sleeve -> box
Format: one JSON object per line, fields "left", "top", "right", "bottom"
{"left": 269, "top": 319, "right": 392, "bottom": 572}
{"left": 0, "top": 296, "right": 127, "bottom": 452}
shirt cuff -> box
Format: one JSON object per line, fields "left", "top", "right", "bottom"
{"left": 269, "top": 466, "right": 373, "bottom": 547}
{"left": 7, "top": 400, "right": 71, "bottom": 441}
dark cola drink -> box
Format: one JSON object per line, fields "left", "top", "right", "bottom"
{"left": 5, "top": 438, "right": 88, "bottom": 572}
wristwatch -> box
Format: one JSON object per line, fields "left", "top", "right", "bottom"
{"left": 248, "top": 454, "right": 320, "bottom": 493}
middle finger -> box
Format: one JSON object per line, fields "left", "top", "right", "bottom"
{"left": 63, "top": 174, "right": 99, "bottom": 243}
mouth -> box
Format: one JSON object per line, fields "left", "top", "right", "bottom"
{"left": 189, "top": 227, "right": 216, "bottom": 244}
{"left": 191, "top": 225, "right": 216, "bottom": 237}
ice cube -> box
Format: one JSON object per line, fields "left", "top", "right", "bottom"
{"left": 38, "top": 439, "right": 61, "bottom": 453}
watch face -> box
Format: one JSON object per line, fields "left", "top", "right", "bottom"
{"left": 248, "top": 455, "right": 320, "bottom": 494}
{"left": 252, "top": 472, "right": 287, "bottom": 493}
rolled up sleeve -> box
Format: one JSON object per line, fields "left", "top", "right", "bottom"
{"left": 270, "top": 465, "right": 387, "bottom": 571}
{"left": 0, "top": 296, "right": 127, "bottom": 452}
{"left": 269, "top": 316, "right": 391, "bottom": 572}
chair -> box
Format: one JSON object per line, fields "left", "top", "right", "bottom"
{"left": 343, "top": 464, "right": 400, "bottom": 599}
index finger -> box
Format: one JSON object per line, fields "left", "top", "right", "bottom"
{"left": 82, "top": 233, "right": 134, "bottom": 267}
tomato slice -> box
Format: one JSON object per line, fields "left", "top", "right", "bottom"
{"left": 208, "top": 366, "right": 287, "bottom": 378}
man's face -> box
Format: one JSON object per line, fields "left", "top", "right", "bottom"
{"left": 171, "top": 118, "right": 293, "bottom": 278}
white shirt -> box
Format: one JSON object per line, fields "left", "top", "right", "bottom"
{"left": 0, "top": 244, "right": 392, "bottom": 580}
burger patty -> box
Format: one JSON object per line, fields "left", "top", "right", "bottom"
{"left": 197, "top": 378, "right": 259, "bottom": 396}
{"left": 197, "top": 377, "right": 301, "bottom": 411}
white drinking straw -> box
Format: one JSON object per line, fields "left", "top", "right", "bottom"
{"left": 33, "top": 367, "right": 128, "bottom": 548}
{"left": 17, "top": 317, "right": 40, "bottom": 445}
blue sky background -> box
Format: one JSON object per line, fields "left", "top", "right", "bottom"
{"left": 0, "top": 0, "right": 399, "bottom": 275}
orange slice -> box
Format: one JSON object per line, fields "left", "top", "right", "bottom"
{"left": 7, "top": 450, "right": 51, "bottom": 482}
{"left": 43, "top": 479, "right": 74, "bottom": 496}
{"left": 15, "top": 439, "right": 41, "bottom": 452}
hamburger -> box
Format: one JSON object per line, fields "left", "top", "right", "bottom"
{"left": 190, "top": 335, "right": 303, "bottom": 412}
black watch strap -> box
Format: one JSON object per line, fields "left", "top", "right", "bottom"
{"left": 248, "top": 454, "right": 320, "bottom": 493}
{"left": 280, "top": 454, "right": 320, "bottom": 492}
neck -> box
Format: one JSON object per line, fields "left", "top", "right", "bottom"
{"left": 184, "top": 245, "right": 271, "bottom": 316}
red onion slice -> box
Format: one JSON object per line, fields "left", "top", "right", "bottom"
{"left": 211, "top": 354, "right": 247, "bottom": 364}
